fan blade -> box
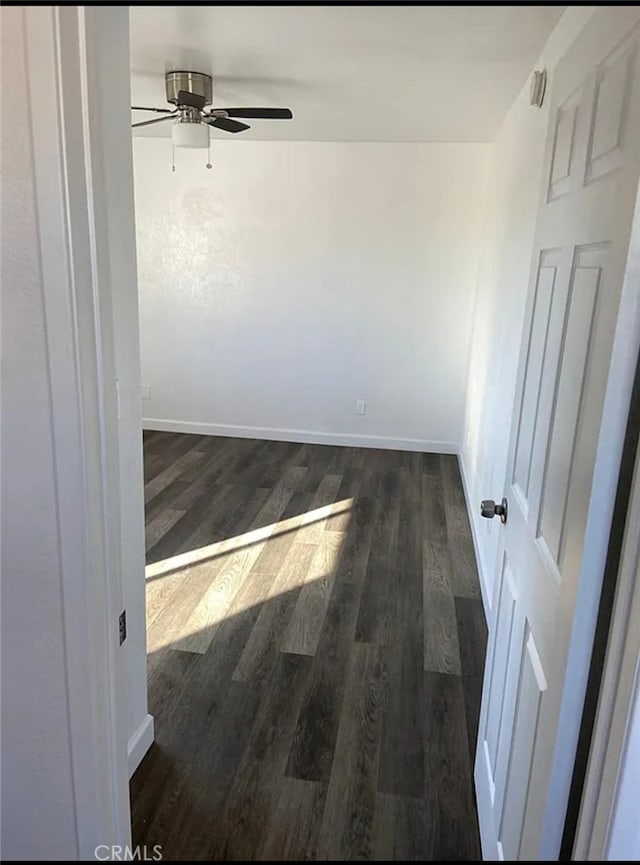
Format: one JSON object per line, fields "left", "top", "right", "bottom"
{"left": 131, "top": 106, "right": 174, "bottom": 114}
{"left": 204, "top": 116, "right": 250, "bottom": 134}
{"left": 131, "top": 113, "right": 176, "bottom": 129}
{"left": 177, "top": 89, "right": 206, "bottom": 110}
{"left": 218, "top": 107, "right": 293, "bottom": 120}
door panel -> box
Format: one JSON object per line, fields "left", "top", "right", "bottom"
{"left": 485, "top": 557, "right": 518, "bottom": 777}
{"left": 490, "top": 574, "right": 526, "bottom": 828}
{"left": 538, "top": 243, "right": 606, "bottom": 567}
{"left": 523, "top": 250, "right": 573, "bottom": 533}
{"left": 512, "top": 250, "right": 559, "bottom": 505}
{"left": 585, "top": 37, "right": 636, "bottom": 184}
{"left": 475, "top": 9, "right": 640, "bottom": 859}
{"left": 547, "top": 85, "right": 582, "bottom": 202}
{"left": 499, "top": 628, "right": 548, "bottom": 862}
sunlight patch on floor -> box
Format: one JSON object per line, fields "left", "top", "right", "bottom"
{"left": 146, "top": 498, "right": 354, "bottom": 654}
{"left": 146, "top": 498, "right": 354, "bottom": 581}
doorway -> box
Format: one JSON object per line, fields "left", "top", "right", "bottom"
{"left": 17, "top": 3, "right": 635, "bottom": 860}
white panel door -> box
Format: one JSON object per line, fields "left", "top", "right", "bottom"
{"left": 475, "top": 8, "right": 640, "bottom": 860}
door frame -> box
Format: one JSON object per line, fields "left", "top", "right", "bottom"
{"left": 24, "top": 5, "right": 135, "bottom": 853}
{"left": 577, "top": 421, "right": 640, "bottom": 859}
{"left": 572, "top": 201, "right": 640, "bottom": 859}
{"left": 24, "top": 3, "right": 640, "bottom": 859}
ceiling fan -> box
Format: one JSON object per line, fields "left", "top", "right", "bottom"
{"left": 131, "top": 71, "right": 293, "bottom": 142}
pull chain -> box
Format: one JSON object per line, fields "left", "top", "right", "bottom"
{"left": 170, "top": 141, "right": 211, "bottom": 172}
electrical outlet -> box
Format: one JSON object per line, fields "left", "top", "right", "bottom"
{"left": 141, "top": 384, "right": 151, "bottom": 401}
{"left": 355, "top": 399, "right": 366, "bottom": 415}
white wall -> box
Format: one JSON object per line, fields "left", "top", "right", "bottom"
{"left": 134, "top": 140, "right": 489, "bottom": 452}
{"left": 460, "top": 7, "right": 597, "bottom": 607}
{"left": 1, "top": 8, "right": 78, "bottom": 858}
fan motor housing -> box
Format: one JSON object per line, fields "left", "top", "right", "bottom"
{"left": 165, "top": 71, "right": 212, "bottom": 107}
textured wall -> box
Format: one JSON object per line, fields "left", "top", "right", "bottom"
{"left": 134, "top": 140, "right": 489, "bottom": 451}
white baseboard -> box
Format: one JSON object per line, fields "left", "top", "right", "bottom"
{"left": 142, "top": 417, "right": 457, "bottom": 455}
{"left": 458, "top": 451, "right": 492, "bottom": 618}
{"left": 127, "top": 713, "right": 154, "bottom": 778}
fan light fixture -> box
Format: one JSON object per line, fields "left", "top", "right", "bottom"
{"left": 172, "top": 121, "right": 209, "bottom": 149}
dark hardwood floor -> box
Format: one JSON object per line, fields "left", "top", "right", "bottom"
{"left": 131, "top": 432, "right": 487, "bottom": 861}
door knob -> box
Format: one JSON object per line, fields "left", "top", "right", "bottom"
{"left": 480, "top": 497, "right": 508, "bottom": 524}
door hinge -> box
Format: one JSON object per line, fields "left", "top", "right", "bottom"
{"left": 119, "top": 609, "right": 127, "bottom": 645}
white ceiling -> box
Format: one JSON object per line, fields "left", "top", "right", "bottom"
{"left": 129, "top": 6, "right": 564, "bottom": 143}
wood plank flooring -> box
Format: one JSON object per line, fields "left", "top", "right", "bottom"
{"left": 131, "top": 432, "right": 487, "bottom": 861}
